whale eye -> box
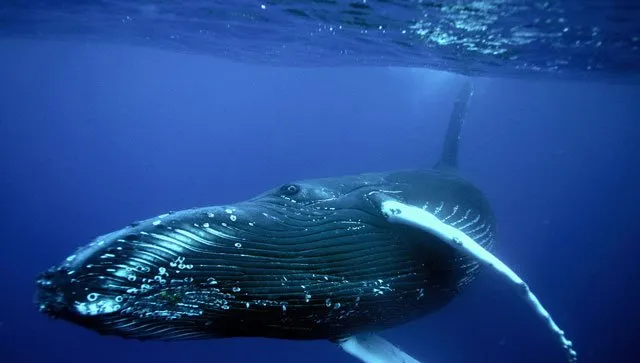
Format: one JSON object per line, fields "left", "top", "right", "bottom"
{"left": 280, "top": 184, "right": 300, "bottom": 196}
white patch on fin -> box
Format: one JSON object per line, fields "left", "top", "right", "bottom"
{"left": 338, "top": 334, "right": 421, "bottom": 363}
{"left": 377, "top": 197, "right": 577, "bottom": 363}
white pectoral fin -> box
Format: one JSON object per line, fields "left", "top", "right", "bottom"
{"left": 374, "top": 196, "right": 577, "bottom": 363}
{"left": 339, "top": 334, "right": 422, "bottom": 363}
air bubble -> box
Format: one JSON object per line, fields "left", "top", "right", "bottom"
{"left": 232, "top": 287, "right": 241, "bottom": 292}
{"left": 325, "top": 298, "right": 332, "bottom": 307}
{"left": 235, "top": 243, "right": 242, "bottom": 248}
{"left": 230, "top": 215, "right": 237, "bottom": 222}
{"left": 115, "top": 296, "right": 123, "bottom": 302}
{"left": 87, "top": 293, "right": 99, "bottom": 301}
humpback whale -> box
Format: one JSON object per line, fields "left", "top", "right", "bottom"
{"left": 35, "top": 83, "right": 576, "bottom": 362}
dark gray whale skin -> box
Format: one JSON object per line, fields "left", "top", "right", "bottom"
{"left": 35, "top": 168, "right": 496, "bottom": 341}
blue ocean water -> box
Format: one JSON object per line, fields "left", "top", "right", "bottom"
{"left": 2, "top": 0, "right": 640, "bottom": 81}
{"left": 0, "top": 1, "right": 639, "bottom": 363}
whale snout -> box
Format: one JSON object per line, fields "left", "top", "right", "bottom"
{"left": 35, "top": 265, "right": 74, "bottom": 318}
{"left": 36, "top": 254, "right": 125, "bottom": 323}
{"left": 33, "top": 206, "right": 254, "bottom": 337}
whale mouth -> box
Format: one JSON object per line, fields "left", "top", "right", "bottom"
{"left": 35, "top": 263, "right": 123, "bottom": 323}
{"left": 36, "top": 266, "right": 71, "bottom": 318}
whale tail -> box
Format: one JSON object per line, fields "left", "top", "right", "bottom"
{"left": 434, "top": 80, "right": 474, "bottom": 171}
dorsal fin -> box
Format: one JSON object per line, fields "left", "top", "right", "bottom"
{"left": 434, "top": 81, "right": 474, "bottom": 171}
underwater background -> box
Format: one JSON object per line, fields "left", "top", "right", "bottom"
{"left": 1, "top": 2, "right": 639, "bottom": 363}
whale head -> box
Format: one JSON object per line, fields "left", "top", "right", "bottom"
{"left": 35, "top": 170, "right": 494, "bottom": 340}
